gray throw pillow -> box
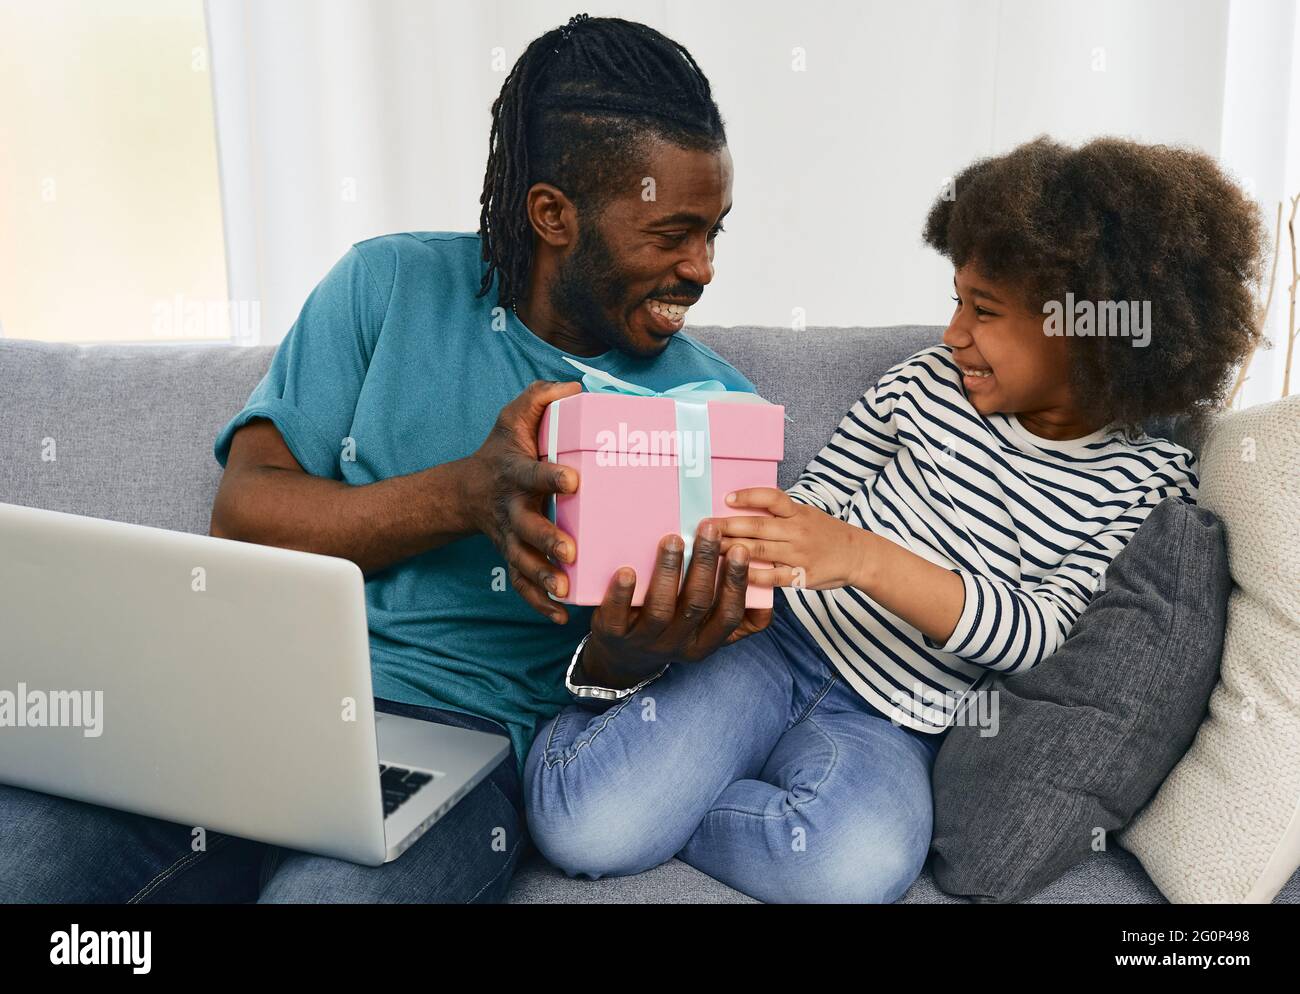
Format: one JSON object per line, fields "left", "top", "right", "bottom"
{"left": 929, "top": 497, "right": 1229, "bottom": 903}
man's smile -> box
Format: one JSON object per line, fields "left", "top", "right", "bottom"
{"left": 642, "top": 296, "right": 696, "bottom": 334}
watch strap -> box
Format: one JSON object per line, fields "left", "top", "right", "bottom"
{"left": 564, "top": 633, "right": 668, "bottom": 701}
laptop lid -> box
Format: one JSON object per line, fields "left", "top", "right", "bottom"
{"left": 0, "top": 501, "right": 387, "bottom": 865}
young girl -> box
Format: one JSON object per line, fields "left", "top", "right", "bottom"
{"left": 523, "top": 136, "right": 1266, "bottom": 903}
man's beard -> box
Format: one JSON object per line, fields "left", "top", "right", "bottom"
{"left": 547, "top": 222, "right": 644, "bottom": 356}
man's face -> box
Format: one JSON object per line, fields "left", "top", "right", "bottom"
{"left": 548, "top": 140, "right": 733, "bottom": 358}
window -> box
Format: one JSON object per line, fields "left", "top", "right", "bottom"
{"left": 0, "top": 0, "right": 233, "bottom": 344}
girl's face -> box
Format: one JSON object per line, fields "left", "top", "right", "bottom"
{"left": 943, "top": 264, "right": 1100, "bottom": 440}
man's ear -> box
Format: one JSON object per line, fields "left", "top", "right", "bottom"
{"left": 526, "top": 183, "right": 577, "bottom": 248}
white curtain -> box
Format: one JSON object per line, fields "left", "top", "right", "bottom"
{"left": 205, "top": 0, "right": 1299, "bottom": 409}
{"left": 1219, "top": 0, "right": 1300, "bottom": 409}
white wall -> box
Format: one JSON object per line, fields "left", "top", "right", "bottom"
{"left": 206, "top": 0, "right": 1296, "bottom": 405}
{"left": 685, "top": 0, "right": 1231, "bottom": 330}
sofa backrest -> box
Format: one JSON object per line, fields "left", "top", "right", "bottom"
{"left": 2, "top": 337, "right": 276, "bottom": 535}
{"left": 0, "top": 325, "right": 1189, "bottom": 534}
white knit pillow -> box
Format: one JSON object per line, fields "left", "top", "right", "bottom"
{"left": 1119, "top": 393, "right": 1300, "bottom": 902}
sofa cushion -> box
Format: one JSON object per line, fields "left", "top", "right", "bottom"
{"left": 505, "top": 846, "right": 1299, "bottom": 903}
{"left": 506, "top": 852, "right": 759, "bottom": 904}
{"left": 1120, "top": 394, "right": 1300, "bottom": 902}
{"left": 0, "top": 338, "right": 277, "bottom": 535}
{"left": 929, "top": 497, "right": 1230, "bottom": 903}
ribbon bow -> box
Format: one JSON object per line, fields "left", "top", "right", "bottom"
{"left": 559, "top": 356, "right": 770, "bottom": 407}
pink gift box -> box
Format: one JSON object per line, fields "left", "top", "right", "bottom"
{"left": 537, "top": 390, "right": 785, "bottom": 608}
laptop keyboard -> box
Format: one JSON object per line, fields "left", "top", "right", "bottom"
{"left": 379, "top": 763, "right": 435, "bottom": 818}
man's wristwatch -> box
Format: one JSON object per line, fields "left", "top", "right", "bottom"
{"left": 564, "top": 633, "right": 668, "bottom": 701}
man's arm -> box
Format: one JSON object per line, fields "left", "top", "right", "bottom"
{"left": 209, "top": 418, "right": 480, "bottom": 578}
{"left": 210, "top": 379, "right": 585, "bottom": 626}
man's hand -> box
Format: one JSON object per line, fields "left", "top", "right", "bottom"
{"left": 575, "top": 518, "right": 774, "bottom": 691}
{"left": 717, "top": 487, "right": 870, "bottom": 590}
{"left": 463, "top": 379, "right": 582, "bottom": 624}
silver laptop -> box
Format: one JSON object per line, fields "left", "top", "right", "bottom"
{"left": 0, "top": 500, "right": 509, "bottom": 867}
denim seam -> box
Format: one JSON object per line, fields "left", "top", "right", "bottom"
{"left": 542, "top": 694, "right": 639, "bottom": 770}
{"left": 465, "top": 771, "right": 525, "bottom": 904}
{"left": 484, "top": 773, "right": 524, "bottom": 828}
{"left": 465, "top": 832, "right": 523, "bottom": 904}
{"left": 791, "top": 673, "right": 838, "bottom": 728}
{"left": 127, "top": 834, "right": 229, "bottom": 904}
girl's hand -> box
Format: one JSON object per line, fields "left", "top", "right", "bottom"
{"left": 716, "top": 488, "right": 870, "bottom": 591}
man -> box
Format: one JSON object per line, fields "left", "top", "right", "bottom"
{"left": 0, "top": 15, "right": 769, "bottom": 903}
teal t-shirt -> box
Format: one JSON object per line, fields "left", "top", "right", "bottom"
{"left": 213, "top": 231, "right": 756, "bottom": 774}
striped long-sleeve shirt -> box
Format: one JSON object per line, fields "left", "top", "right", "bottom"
{"left": 781, "top": 344, "right": 1198, "bottom": 734}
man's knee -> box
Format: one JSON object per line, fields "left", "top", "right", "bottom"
{"left": 262, "top": 768, "right": 527, "bottom": 903}
{"left": 0, "top": 784, "right": 244, "bottom": 903}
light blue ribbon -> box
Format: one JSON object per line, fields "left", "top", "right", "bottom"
{"left": 547, "top": 356, "right": 770, "bottom": 572}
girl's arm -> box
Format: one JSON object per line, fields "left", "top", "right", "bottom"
{"left": 719, "top": 488, "right": 964, "bottom": 644}
{"left": 721, "top": 483, "right": 1192, "bottom": 674}
{"left": 912, "top": 485, "right": 1193, "bottom": 673}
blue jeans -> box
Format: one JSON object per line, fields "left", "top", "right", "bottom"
{"left": 0, "top": 700, "right": 524, "bottom": 903}
{"left": 524, "top": 591, "right": 947, "bottom": 903}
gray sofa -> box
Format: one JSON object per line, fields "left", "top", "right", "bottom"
{"left": 3, "top": 324, "right": 1296, "bottom": 904}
